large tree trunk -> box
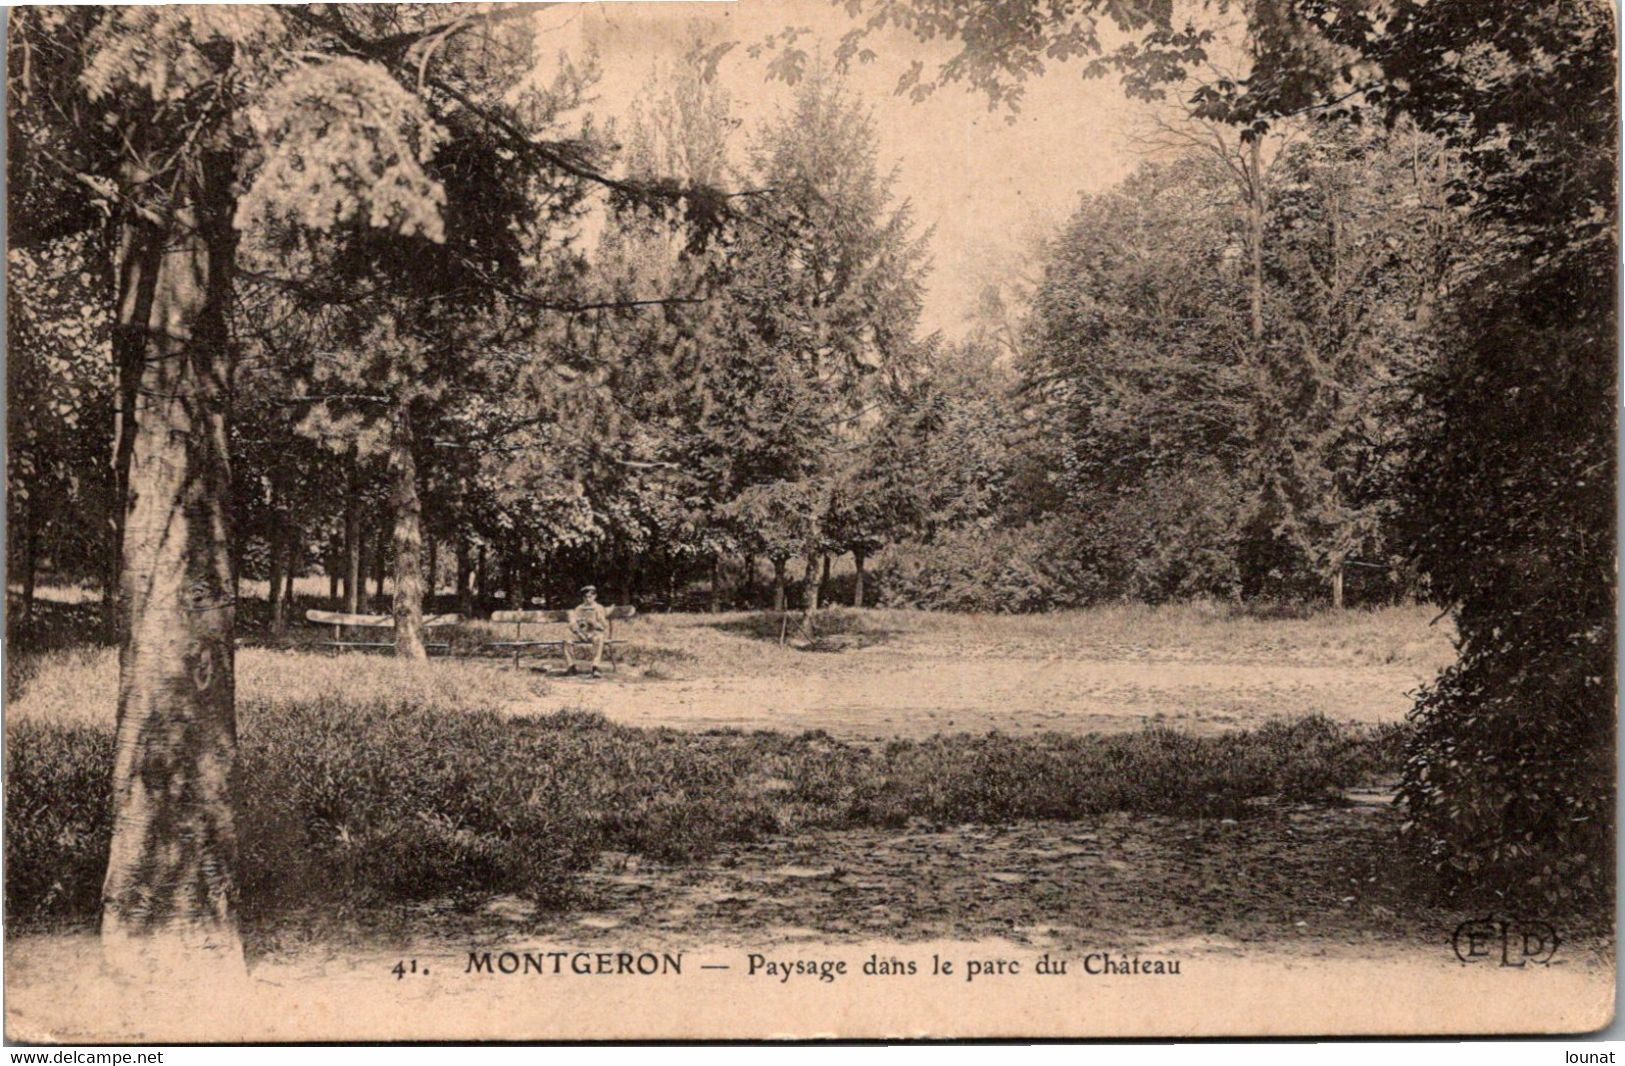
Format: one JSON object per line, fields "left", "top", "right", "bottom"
{"left": 107, "top": 220, "right": 160, "bottom": 640}
{"left": 772, "top": 557, "right": 787, "bottom": 612}
{"left": 343, "top": 448, "right": 361, "bottom": 613}
{"left": 388, "top": 400, "right": 426, "bottom": 660}
{"left": 799, "top": 547, "right": 821, "bottom": 641}
{"left": 102, "top": 144, "right": 244, "bottom": 977}
{"left": 852, "top": 547, "right": 866, "bottom": 608}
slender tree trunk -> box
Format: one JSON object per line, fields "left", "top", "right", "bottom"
{"left": 476, "top": 544, "right": 488, "bottom": 607}
{"left": 505, "top": 537, "right": 522, "bottom": 609}
{"left": 772, "top": 557, "right": 787, "bottom": 612}
{"left": 281, "top": 532, "right": 295, "bottom": 621}
{"left": 852, "top": 547, "right": 866, "bottom": 608}
{"left": 100, "top": 531, "right": 120, "bottom": 636}
{"left": 1248, "top": 136, "right": 1266, "bottom": 345}
{"left": 102, "top": 138, "right": 244, "bottom": 976}
{"left": 20, "top": 493, "right": 39, "bottom": 626}
{"left": 372, "top": 522, "right": 387, "bottom": 604}
{"left": 457, "top": 539, "right": 474, "bottom": 618}
{"left": 426, "top": 536, "right": 438, "bottom": 604}
{"left": 709, "top": 551, "right": 722, "bottom": 614}
{"left": 741, "top": 553, "right": 756, "bottom": 609}
{"left": 344, "top": 448, "right": 361, "bottom": 613}
{"left": 799, "top": 547, "right": 821, "bottom": 640}
{"left": 356, "top": 523, "right": 372, "bottom": 613}
{"left": 388, "top": 399, "right": 426, "bottom": 660}
{"left": 267, "top": 487, "right": 287, "bottom": 637}
{"left": 819, "top": 553, "right": 831, "bottom": 604}
{"left": 327, "top": 558, "right": 338, "bottom": 603}
{"left": 1331, "top": 566, "right": 1345, "bottom": 611}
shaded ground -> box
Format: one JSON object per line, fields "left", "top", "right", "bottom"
{"left": 254, "top": 794, "right": 1612, "bottom": 964}
{"left": 8, "top": 798, "right": 1614, "bottom": 1041}
{"left": 384, "top": 795, "right": 1446, "bottom": 953}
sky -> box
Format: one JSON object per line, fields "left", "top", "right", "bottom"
{"left": 525, "top": 0, "right": 1154, "bottom": 340}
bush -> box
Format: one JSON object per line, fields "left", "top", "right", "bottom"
{"left": 1379, "top": 0, "right": 1616, "bottom": 910}
{"left": 875, "top": 525, "right": 1077, "bottom": 613}
{"left": 1395, "top": 268, "right": 1615, "bottom": 908}
{"left": 872, "top": 495, "right": 1332, "bottom": 613}
{"left": 1399, "top": 639, "right": 1613, "bottom": 908}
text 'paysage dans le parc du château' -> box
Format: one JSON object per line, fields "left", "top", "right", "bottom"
{"left": 462, "top": 950, "right": 1182, "bottom": 983}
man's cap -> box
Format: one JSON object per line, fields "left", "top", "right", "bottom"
{"left": 580, "top": 584, "right": 596, "bottom": 593}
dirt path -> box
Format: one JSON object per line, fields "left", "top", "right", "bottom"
{"left": 506, "top": 656, "right": 1428, "bottom": 740}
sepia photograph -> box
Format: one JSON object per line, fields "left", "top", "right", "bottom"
{"left": 3, "top": 0, "right": 1617, "bottom": 1043}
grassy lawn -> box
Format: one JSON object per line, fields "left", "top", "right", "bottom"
{"left": 453, "top": 601, "right": 1459, "bottom": 674}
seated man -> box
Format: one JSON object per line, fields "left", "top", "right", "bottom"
{"left": 563, "top": 584, "right": 609, "bottom": 676}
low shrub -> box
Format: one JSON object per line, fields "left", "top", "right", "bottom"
{"left": 870, "top": 714, "right": 1391, "bottom": 824}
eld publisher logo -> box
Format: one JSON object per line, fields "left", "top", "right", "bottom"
{"left": 1451, "top": 916, "right": 1560, "bottom": 967}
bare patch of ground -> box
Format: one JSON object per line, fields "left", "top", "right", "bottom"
{"left": 493, "top": 605, "right": 1450, "bottom": 740}
{"left": 518, "top": 656, "right": 1425, "bottom": 740}
{"left": 288, "top": 799, "right": 1493, "bottom": 959}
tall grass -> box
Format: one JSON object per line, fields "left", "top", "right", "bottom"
{"left": 6, "top": 647, "right": 543, "bottom": 729}
{"left": 7, "top": 683, "right": 1407, "bottom": 930}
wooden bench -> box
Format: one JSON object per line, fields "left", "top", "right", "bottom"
{"left": 489, "top": 605, "right": 637, "bottom": 672}
{"left": 305, "top": 609, "right": 463, "bottom": 654}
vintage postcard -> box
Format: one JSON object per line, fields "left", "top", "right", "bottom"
{"left": 4, "top": 0, "right": 1616, "bottom": 1043}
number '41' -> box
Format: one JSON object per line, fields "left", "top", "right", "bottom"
{"left": 392, "top": 959, "right": 425, "bottom": 979}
